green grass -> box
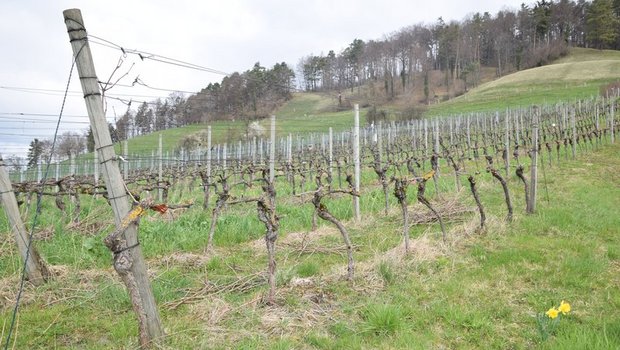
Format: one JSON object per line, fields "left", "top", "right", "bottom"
{"left": 296, "top": 260, "right": 320, "bottom": 277}
{"left": 2, "top": 142, "right": 618, "bottom": 348}
{"left": 428, "top": 47, "right": 620, "bottom": 116}
{"left": 555, "top": 47, "right": 620, "bottom": 63}
{"left": 361, "top": 303, "right": 404, "bottom": 336}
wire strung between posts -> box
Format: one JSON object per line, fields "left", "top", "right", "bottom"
{"left": 2, "top": 43, "right": 85, "bottom": 350}
{"left": 88, "top": 34, "right": 230, "bottom": 76}
{"left": 87, "top": 33, "right": 305, "bottom": 93}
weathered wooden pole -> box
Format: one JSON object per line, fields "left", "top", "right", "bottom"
{"left": 123, "top": 140, "right": 128, "bottom": 179}
{"left": 223, "top": 142, "right": 227, "bottom": 170}
{"left": 611, "top": 101, "right": 615, "bottom": 144}
{"left": 529, "top": 112, "right": 539, "bottom": 214}
{"left": 571, "top": 110, "right": 577, "bottom": 159}
{"left": 504, "top": 112, "right": 510, "bottom": 177}
{"left": 596, "top": 106, "right": 601, "bottom": 146}
{"left": 270, "top": 115, "right": 276, "bottom": 183}
{"left": 69, "top": 152, "right": 76, "bottom": 176}
{"left": 353, "top": 104, "right": 361, "bottom": 221}
{"left": 55, "top": 161, "right": 60, "bottom": 184}
{"left": 158, "top": 134, "right": 163, "bottom": 202}
{"left": 37, "top": 161, "right": 42, "bottom": 182}
{"left": 328, "top": 127, "right": 333, "bottom": 182}
{"left": 378, "top": 121, "right": 383, "bottom": 163}
{"left": 94, "top": 148, "right": 99, "bottom": 185}
{"left": 0, "top": 156, "right": 50, "bottom": 285}
{"left": 424, "top": 119, "right": 429, "bottom": 161}
{"left": 63, "top": 9, "right": 164, "bottom": 347}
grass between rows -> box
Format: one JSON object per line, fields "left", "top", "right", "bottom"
{"left": 0, "top": 141, "right": 619, "bottom": 349}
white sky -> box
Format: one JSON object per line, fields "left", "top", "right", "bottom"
{"left": 0, "top": 0, "right": 528, "bottom": 158}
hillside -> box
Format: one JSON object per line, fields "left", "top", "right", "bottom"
{"left": 91, "top": 47, "right": 620, "bottom": 160}
{"left": 427, "top": 48, "right": 620, "bottom": 116}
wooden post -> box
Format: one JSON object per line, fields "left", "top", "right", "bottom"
{"left": 504, "top": 112, "right": 510, "bottom": 177}
{"left": 424, "top": 119, "right": 428, "bottom": 159}
{"left": 223, "top": 143, "right": 227, "bottom": 171}
{"left": 466, "top": 116, "right": 471, "bottom": 155}
{"left": 611, "top": 102, "right": 615, "bottom": 144}
{"left": 70, "top": 152, "right": 76, "bottom": 176}
{"left": 571, "top": 110, "right": 577, "bottom": 159}
{"left": 252, "top": 136, "right": 257, "bottom": 165}
{"left": 434, "top": 119, "right": 440, "bottom": 156}
{"left": 287, "top": 133, "right": 292, "bottom": 164}
{"left": 179, "top": 148, "right": 184, "bottom": 173}
{"left": 378, "top": 121, "right": 383, "bottom": 163}
{"left": 238, "top": 140, "right": 242, "bottom": 163}
{"left": 329, "top": 127, "right": 333, "bottom": 181}
{"left": 64, "top": 9, "right": 163, "bottom": 347}
{"left": 596, "top": 106, "right": 601, "bottom": 146}
{"left": 0, "top": 156, "right": 50, "bottom": 285}
{"left": 412, "top": 120, "right": 417, "bottom": 151}
{"left": 353, "top": 105, "right": 361, "bottom": 221}
{"left": 158, "top": 134, "right": 163, "bottom": 202}
{"left": 203, "top": 127, "right": 212, "bottom": 208}
{"left": 123, "top": 140, "right": 128, "bottom": 179}
{"left": 206, "top": 127, "right": 212, "bottom": 176}
{"left": 37, "top": 161, "right": 42, "bottom": 182}
{"left": 94, "top": 149, "right": 99, "bottom": 185}
{"left": 514, "top": 112, "right": 520, "bottom": 146}
{"left": 270, "top": 115, "right": 276, "bottom": 183}
{"left": 529, "top": 112, "right": 539, "bottom": 214}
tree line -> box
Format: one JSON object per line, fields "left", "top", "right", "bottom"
{"left": 113, "top": 62, "right": 295, "bottom": 140}
{"left": 73, "top": 0, "right": 620, "bottom": 141}
{"left": 297, "top": 0, "right": 620, "bottom": 99}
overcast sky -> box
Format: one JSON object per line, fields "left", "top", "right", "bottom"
{"left": 0, "top": 0, "right": 528, "bottom": 158}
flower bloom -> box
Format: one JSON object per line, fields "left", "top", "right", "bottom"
{"left": 546, "top": 307, "right": 559, "bottom": 319}
{"left": 559, "top": 300, "right": 571, "bottom": 315}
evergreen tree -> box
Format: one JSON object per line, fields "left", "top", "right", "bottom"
{"left": 586, "top": 0, "right": 620, "bottom": 49}
{"left": 86, "top": 128, "right": 95, "bottom": 153}
{"left": 134, "top": 102, "right": 153, "bottom": 135}
{"left": 109, "top": 123, "right": 119, "bottom": 143}
{"left": 26, "top": 138, "right": 43, "bottom": 169}
{"left": 115, "top": 108, "right": 133, "bottom": 141}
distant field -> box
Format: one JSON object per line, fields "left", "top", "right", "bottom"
{"left": 259, "top": 92, "right": 365, "bottom": 136}
{"left": 427, "top": 48, "right": 620, "bottom": 116}
{"left": 113, "top": 92, "right": 363, "bottom": 157}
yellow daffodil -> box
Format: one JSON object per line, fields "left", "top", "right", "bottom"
{"left": 422, "top": 170, "right": 435, "bottom": 181}
{"left": 559, "top": 300, "right": 571, "bottom": 315}
{"left": 546, "top": 307, "right": 559, "bottom": 319}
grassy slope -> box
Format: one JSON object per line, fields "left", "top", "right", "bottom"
{"left": 114, "top": 92, "right": 354, "bottom": 157}
{"left": 427, "top": 48, "right": 620, "bottom": 116}
{"left": 258, "top": 92, "right": 364, "bottom": 135}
